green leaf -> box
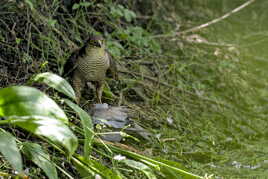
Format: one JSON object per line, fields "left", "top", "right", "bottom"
{"left": 73, "top": 158, "right": 96, "bottom": 178}
{"left": 15, "top": 38, "right": 22, "bottom": 45}
{"left": 31, "top": 72, "right": 76, "bottom": 101}
{"left": 25, "top": 0, "right": 34, "bottom": 10}
{"left": 106, "top": 41, "right": 124, "bottom": 58}
{"left": 124, "top": 13, "right": 132, "bottom": 22}
{"left": 0, "top": 86, "right": 68, "bottom": 123}
{"left": 72, "top": 2, "right": 92, "bottom": 10}
{"left": 121, "top": 159, "right": 157, "bottom": 179}
{"left": 22, "top": 142, "right": 58, "bottom": 179}
{"left": 110, "top": 6, "right": 124, "bottom": 18}
{"left": 129, "top": 11, "right": 137, "bottom": 19}
{"left": 80, "top": 2, "right": 92, "bottom": 8}
{"left": 0, "top": 130, "right": 23, "bottom": 172}
{"left": 0, "top": 86, "right": 77, "bottom": 155}
{"left": 123, "top": 9, "right": 136, "bottom": 22}
{"left": 73, "top": 160, "right": 96, "bottom": 179}
{"left": 64, "top": 99, "right": 93, "bottom": 157}
{"left": 72, "top": 3, "right": 80, "bottom": 10}
{"left": 47, "top": 19, "right": 57, "bottom": 27}
{"left": 10, "top": 116, "right": 77, "bottom": 156}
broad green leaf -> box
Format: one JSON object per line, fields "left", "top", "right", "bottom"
{"left": 31, "top": 72, "right": 76, "bottom": 101}
{"left": 0, "top": 86, "right": 68, "bottom": 123}
{"left": 64, "top": 99, "right": 93, "bottom": 157}
{"left": 10, "top": 116, "right": 77, "bottom": 156}
{"left": 0, "top": 86, "right": 77, "bottom": 155}
{"left": 0, "top": 130, "right": 23, "bottom": 172}
{"left": 22, "top": 142, "right": 58, "bottom": 179}
{"left": 121, "top": 159, "right": 157, "bottom": 179}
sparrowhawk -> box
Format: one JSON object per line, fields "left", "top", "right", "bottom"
{"left": 64, "top": 35, "right": 117, "bottom": 103}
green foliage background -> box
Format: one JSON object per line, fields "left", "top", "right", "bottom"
{"left": 0, "top": 0, "right": 267, "bottom": 178}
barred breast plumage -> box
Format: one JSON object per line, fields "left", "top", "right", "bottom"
{"left": 77, "top": 47, "right": 110, "bottom": 81}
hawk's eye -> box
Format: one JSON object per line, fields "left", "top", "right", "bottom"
{"left": 90, "top": 40, "right": 101, "bottom": 47}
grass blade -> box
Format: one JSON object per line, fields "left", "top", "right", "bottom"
{"left": 95, "top": 140, "right": 202, "bottom": 179}
{"left": 64, "top": 99, "right": 93, "bottom": 158}
{"left": 121, "top": 158, "right": 157, "bottom": 179}
{"left": 75, "top": 155, "right": 123, "bottom": 179}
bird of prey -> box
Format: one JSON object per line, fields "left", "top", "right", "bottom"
{"left": 64, "top": 35, "right": 118, "bottom": 104}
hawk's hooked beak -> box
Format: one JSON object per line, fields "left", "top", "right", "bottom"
{"left": 97, "top": 40, "right": 103, "bottom": 47}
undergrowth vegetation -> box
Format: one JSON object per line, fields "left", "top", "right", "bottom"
{"left": 0, "top": 0, "right": 266, "bottom": 178}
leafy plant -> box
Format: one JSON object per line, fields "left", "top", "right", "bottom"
{"left": 110, "top": 26, "right": 161, "bottom": 57}
{"left": 3, "top": 0, "right": 262, "bottom": 178}
{"left": 110, "top": 4, "right": 137, "bottom": 22}
{"left": 0, "top": 86, "right": 77, "bottom": 178}
{"left": 72, "top": 2, "right": 93, "bottom": 10}
{"left": 0, "top": 72, "right": 202, "bottom": 178}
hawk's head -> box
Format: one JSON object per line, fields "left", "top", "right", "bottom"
{"left": 88, "top": 35, "right": 105, "bottom": 48}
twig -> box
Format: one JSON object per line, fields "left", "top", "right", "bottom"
{"left": 184, "top": 39, "right": 236, "bottom": 47}
{"left": 153, "top": 0, "right": 256, "bottom": 38}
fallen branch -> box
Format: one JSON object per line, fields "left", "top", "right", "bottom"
{"left": 153, "top": 0, "right": 256, "bottom": 38}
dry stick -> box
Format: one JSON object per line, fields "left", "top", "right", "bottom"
{"left": 119, "top": 69, "right": 230, "bottom": 108}
{"left": 185, "top": 40, "right": 236, "bottom": 47}
{"left": 153, "top": 0, "right": 256, "bottom": 38}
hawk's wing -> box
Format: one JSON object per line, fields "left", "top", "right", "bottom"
{"left": 63, "top": 42, "right": 90, "bottom": 77}
{"left": 106, "top": 50, "right": 118, "bottom": 80}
